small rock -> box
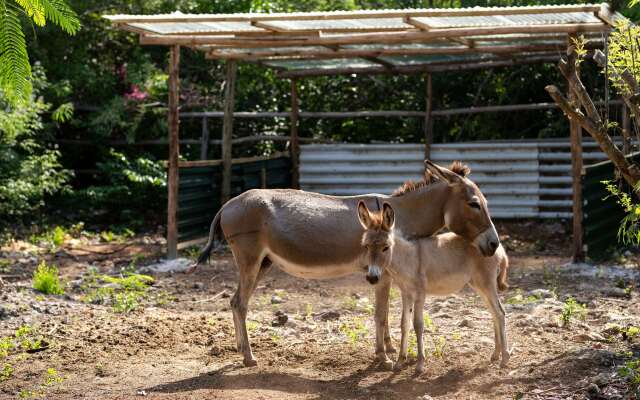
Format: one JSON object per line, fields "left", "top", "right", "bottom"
{"left": 318, "top": 311, "right": 341, "bottom": 321}
{"left": 272, "top": 310, "right": 288, "bottom": 327}
{"left": 136, "top": 389, "right": 147, "bottom": 396}
{"left": 528, "top": 289, "right": 554, "bottom": 299}
{"left": 458, "top": 319, "right": 474, "bottom": 328}
{"left": 271, "top": 295, "right": 284, "bottom": 304}
{"left": 192, "top": 282, "right": 204, "bottom": 290}
{"left": 586, "top": 382, "right": 600, "bottom": 395}
{"left": 417, "top": 395, "right": 434, "bottom": 400}
{"left": 601, "top": 287, "right": 629, "bottom": 298}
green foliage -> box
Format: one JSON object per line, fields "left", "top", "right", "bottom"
{"left": 0, "top": 65, "right": 71, "bottom": 221}
{"left": 0, "top": 0, "right": 79, "bottom": 104}
{"left": 339, "top": 317, "right": 367, "bottom": 345}
{"left": 14, "top": 324, "right": 43, "bottom": 351}
{"left": 80, "top": 269, "right": 154, "bottom": 313}
{"left": 607, "top": 20, "right": 640, "bottom": 95}
{"left": 0, "top": 337, "right": 14, "bottom": 358}
{"left": 32, "top": 261, "right": 65, "bottom": 295}
{"left": 0, "top": 363, "right": 13, "bottom": 382}
{"left": 560, "top": 297, "right": 587, "bottom": 327}
{"left": 604, "top": 180, "right": 640, "bottom": 246}
{"left": 620, "top": 358, "right": 640, "bottom": 392}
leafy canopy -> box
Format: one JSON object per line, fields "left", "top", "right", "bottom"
{"left": 0, "top": 0, "right": 79, "bottom": 105}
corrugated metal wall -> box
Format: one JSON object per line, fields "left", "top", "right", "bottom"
{"left": 300, "top": 140, "right": 611, "bottom": 219}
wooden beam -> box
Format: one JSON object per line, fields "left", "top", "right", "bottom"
{"left": 424, "top": 73, "right": 434, "bottom": 160}
{"left": 139, "top": 23, "right": 609, "bottom": 47}
{"left": 167, "top": 45, "right": 180, "bottom": 260}
{"left": 206, "top": 42, "right": 566, "bottom": 61}
{"left": 290, "top": 79, "right": 300, "bottom": 189}
{"left": 104, "top": 5, "right": 602, "bottom": 24}
{"left": 567, "top": 34, "right": 584, "bottom": 262}
{"left": 277, "top": 55, "right": 559, "bottom": 77}
{"left": 221, "top": 61, "right": 237, "bottom": 204}
{"left": 199, "top": 116, "right": 210, "bottom": 160}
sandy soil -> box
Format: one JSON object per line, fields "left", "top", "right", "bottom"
{"left": 1, "top": 221, "right": 640, "bottom": 400}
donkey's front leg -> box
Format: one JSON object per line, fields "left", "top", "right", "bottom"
{"left": 413, "top": 293, "right": 426, "bottom": 374}
{"left": 395, "top": 292, "right": 413, "bottom": 371}
{"left": 374, "top": 272, "right": 394, "bottom": 370}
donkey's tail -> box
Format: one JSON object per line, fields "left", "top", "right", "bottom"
{"left": 497, "top": 252, "right": 509, "bottom": 292}
{"left": 186, "top": 208, "right": 224, "bottom": 273}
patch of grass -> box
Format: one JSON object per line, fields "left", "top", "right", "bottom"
{"left": 0, "top": 337, "right": 14, "bottom": 358}
{"left": 99, "top": 228, "right": 134, "bottom": 243}
{"left": 506, "top": 289, "right": 541, "bottom": 305}
{"left": 95, "top": 363, "right": 107, "bottom": 377}
{"left": 15, "top": 325, "right": 43, "bottom": 352}
{"left": 432, "top": 335, "right": 448, "bottom": 358}
{"left": 246, "top": 321, "right": 259, "bottom": 333}
{"left": 304, "top": 304, "right": 313, "bottom": 320}
{"left": 340, "top": 317, "right": 367, "bottom": 345}
{"left": 181, "top": 246, "right": 201, "bottom": 260}
{"left": 0, "top": 259, "right": 11, "bottom": 273}
{"left": 424, "top": 313, "right": 436, "bottom": 333}
{"left": 560, "top": 297, "right": 587, "bottom": 327}
{"left": 619, "top": 358, "right": 640, "bottom": 392}
{"left": 80, "top": 271, "right": 154, "bottom": 313}
{"left": 0, "top": 363, "right": 13, "bottom": 382}
{"left": 32, "top": 261, "right": 65, "bottom": 295}
{"left": 29, "top": 226, "right": 67, "bottom": 249}
{"left": 44, "top": 368, "right": 63, "bottom": 386}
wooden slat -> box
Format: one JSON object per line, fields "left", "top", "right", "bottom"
{"left": 290, "top": 79, "right": 300, "bottom": 189}
{"left": 424, "top": 73, "right": 434, "bottom": 160}
{"left": 206, "top": 42, "right": 566, "bottom": 61}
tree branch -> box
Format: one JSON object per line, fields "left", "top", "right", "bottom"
{"left": 593, "top": 49, "right": 640, "bottom": 129}
{"left": 545, "top": 85, "right": 640, "bottom": 187}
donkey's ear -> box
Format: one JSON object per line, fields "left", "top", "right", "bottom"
{"left": 425, "top": 160, "right": 463, "bottom": 185}
{"left": 357, "top": 201, "right": 372, "bottom": 229}
{"left": 382, "top": 202, "right": 395, "bottom": 231}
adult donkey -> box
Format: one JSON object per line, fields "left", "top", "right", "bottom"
{"left": 193, "top": 160, "right": 500, "bottom": 367}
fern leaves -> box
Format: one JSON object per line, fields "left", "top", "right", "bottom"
{"left": 40, "top": 0, "right": 80, "bottom": 35}
{"left": 0, "top": 0, "right": 79, "bottom": 105}
{"left": 0, "top": 0, "right": 32, "bottom": 102}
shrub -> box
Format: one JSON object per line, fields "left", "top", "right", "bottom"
{"left": 560, "top": 297, "right": 587, "bottom": 326}
{"left": 32, "top": 262, "right": 65, "bottom": 295}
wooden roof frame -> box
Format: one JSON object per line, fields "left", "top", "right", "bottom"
{"left": 105, "top": 3, "right": 619, "bottom": 77}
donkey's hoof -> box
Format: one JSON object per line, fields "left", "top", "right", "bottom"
{"left": 490, "top": 352, "right": 500, "bottom": 362}
{"left": 243, "top": 357, "right": 258, "bottom": 367}
{"left": 415, "top": 360, "right": 425, "bottom": 375}
{"left": 394, "top": 358, "right": 406, "bottom": 371}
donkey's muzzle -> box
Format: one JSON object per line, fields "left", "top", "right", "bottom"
{"left": 366, "top": 265, "right": 382, "bottom": 285}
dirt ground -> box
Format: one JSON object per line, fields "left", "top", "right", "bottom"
{"left": 2, "top": 220, "right": 640, "bottom": 399}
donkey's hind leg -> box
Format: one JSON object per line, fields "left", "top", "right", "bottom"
{"left": 229, "top": 237, "right": 265, "bottom": 367}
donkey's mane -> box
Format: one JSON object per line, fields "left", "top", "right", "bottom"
{"left": 391, "top": 161, "right": 470, "bottom": 197}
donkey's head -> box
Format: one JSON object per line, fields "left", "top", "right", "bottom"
{"left": 425, "top": 160, "right": 500, "bottom": 257}
{"left": 357, "top": 201, "right": 395, "bottom": 285}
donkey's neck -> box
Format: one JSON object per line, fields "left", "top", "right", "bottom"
{"left": 387, "top": 235, "right": 422, "bottom": 283}
{"left": 386, "top": 181, "right": 448, "bottom": 239}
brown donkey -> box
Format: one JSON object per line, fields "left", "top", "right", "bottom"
{"left": 357, "top": 201, "right": 510, "bottom": 373}
{"left": 194, "top": 161, "right": 500, "bottom": 367}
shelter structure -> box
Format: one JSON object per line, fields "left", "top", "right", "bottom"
{"left": 104, "top": 3, "right": 621, "bottom": 260}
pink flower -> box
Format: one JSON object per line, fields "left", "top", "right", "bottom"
{"left": 125, "top": 85, "right": 148, "bottom": 101}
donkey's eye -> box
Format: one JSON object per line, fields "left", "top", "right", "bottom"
{"left": 469, "top": 202, "right": 481, "bottom": 210}
{"left": 382, "top": 246, "right": 390, "bottom": 252}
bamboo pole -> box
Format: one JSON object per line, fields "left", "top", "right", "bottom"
{"left": 424, "top": 73, "right": 434, "bottom": 160}
{"left": 290, "top": 78, "right": 300, "bottom": 189}
{"left": 167, "top": 45, "right": 180, "bottom": 260}
{"left": 221, "top": 61, "right": 237, "bottom": 203}
{"left": 567, "top": 34, "right": 584, "bottom": 262}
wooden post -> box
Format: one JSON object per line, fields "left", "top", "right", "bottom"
{"left": 221, "top": 61, "right": 237, "bottom": 203}
{"left": 424, "top": 73, "right": 434, "bottom": 160}
{"left": 167, "top": 45, "right": 180, "bottom": 260}
{"left": 567, "top": 34, "right": 584, "bottom": 262}
{"left": 622, "top": 102, "right": 631, "bottom": 155}
{"left": 290, "top": 78, "right": 300, "bottom": 189}
{"left": 200, "top": 116, "right": 210, "bottom": 160}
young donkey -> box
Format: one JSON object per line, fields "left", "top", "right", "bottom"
{"left": 358, "top": 201, "right": 510, "bottom": 373}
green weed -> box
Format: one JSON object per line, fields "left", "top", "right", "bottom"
{"left": 0, "top": 363, "right": 13, "bottom": 382}
{"left": 619, "top": 358, "right": 640, "bottom": 392}
{"left": 0, "top": 259, "right": 11, "bottom": 273}
{"left": 32, "top": 261, "right": 65, "bottom": 295}
{"left": 340, "top": 317, "right": 367, "bottom": 345}
{"left": 0, "top": 337, "right": 14, "bottom": 358}
{"left": 44, "top": 368, "right": 63, "bottom": 386}
{"left": 389, "top": 287, "right": 400, "bottom": 301}
{"left": 15, "top": 325, "right": 42, "bottom": 351}
{"left": 432, "top": 336, "right": 447, "bottom": 358}
{"left": 80, "top": 272, "right": 153, "bottom": 313}
{"left": 560, "top": 297, "right": 587, "bottom": 326}
{"left": 30, "top": 226, "right": 67, "bottom": 249}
